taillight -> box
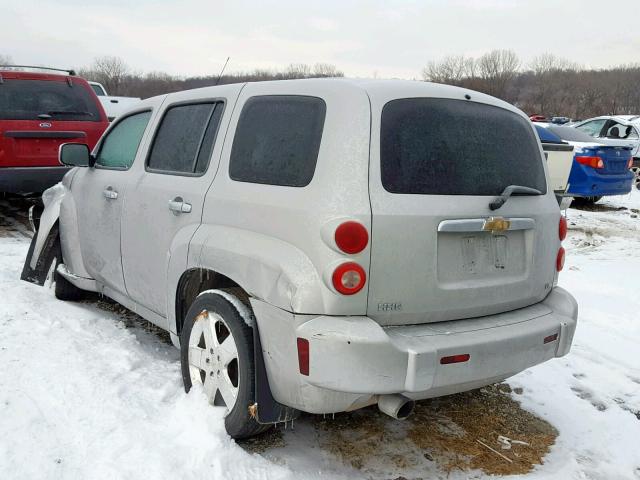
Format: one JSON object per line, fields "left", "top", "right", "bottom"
{"left": 334, "top": 221, "right": 369, "bottom": 254}
{"left": 556, "top": 247, "right": 565, "bottom": 272}
{"left": 332, "top": 262, "right": 366, "bottom": 295}
{"left": 559, "top": 216, "right": 567, "bottom": 241}
{"left": 627, "top": 158, "right": 633, "bottom": 169}
{"left": 575, "top": 156, "right": 604, "bottom": 169}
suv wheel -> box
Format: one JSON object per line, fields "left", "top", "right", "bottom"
{"left": 180, "top": 291, "right": 270, "bottom": 439}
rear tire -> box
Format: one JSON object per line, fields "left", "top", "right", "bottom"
{"left": 180, "top": 291, "right": 271, "bottom": 439}
{"left": 631, "top": 166, "right": 640, "bottom": 190}
{"left": 574, "top": 196, "right": 602, "bottom": 205}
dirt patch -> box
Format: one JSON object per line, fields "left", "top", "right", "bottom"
{"left": 307, "top": 384, "right": 557, "bottom": 477}
{"left": 93, "top": 297, "right": 173, "bottom": 344}
{"left": 571, "top": 202, "right": 627, "bottom": 213}
{"left": 239, "top": 427, "right": 285, "bottom": 454}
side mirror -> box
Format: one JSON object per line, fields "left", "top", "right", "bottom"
{"left": 59, "top": 143, "right": 92, "bottom": 167}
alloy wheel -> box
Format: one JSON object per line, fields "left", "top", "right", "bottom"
{"left": 187, "top": 310, "right": 240, "bottom": 412}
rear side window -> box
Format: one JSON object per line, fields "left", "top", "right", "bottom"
{"left": 229, "top": 95, "right": 326, "bottom": 187}
{"left": 147, "top": 102, "right": 224, "bottom": 175}
{"left": 381, "top": 98, "right": 547, "bottom": 195}
{"left": 0, "top": 79, "right": 102, "bottom": 122}
{"left": 95, "top": 111, "right": 151, "bottom": 169}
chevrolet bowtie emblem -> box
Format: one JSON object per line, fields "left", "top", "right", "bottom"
{"left": 483, "top": 217, "right": 511, "bottom": 234}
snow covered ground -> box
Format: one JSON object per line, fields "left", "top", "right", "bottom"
{"left": 1, "top": 192, "right": 639, "bottom": 480}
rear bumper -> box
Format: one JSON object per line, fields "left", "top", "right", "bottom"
{"left": 253, "top": 287, "right": 578, "bottom": 414}
{"left": 0, "top": 166, "right": 70, "bottom": 193}
{"left": 567, "top": 164, "right": 633, "bottom": 197}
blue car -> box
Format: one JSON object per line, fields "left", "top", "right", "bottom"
{"left": 543, "top": 126, "right": 634, "bottom": 203}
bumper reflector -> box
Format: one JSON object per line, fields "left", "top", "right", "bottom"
{"left": 297, "top": 337, "right": 310, "bottom": 376}
{"left": 440, "top": 353, "right": 470, "bottom": 365}
{"left": 544, "top": 333, "right": 558, "bottom": 344}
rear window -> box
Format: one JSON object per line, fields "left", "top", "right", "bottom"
{"left": 0, "top": 79, "right": 102, "bottom": 122}
{"left": 229, "top": 95, "right": 326, "bottom": 187}
{"left": 147, "top": 102, "right": 224, "bottom": 175}
{"left": 381, "top": 98, "right": 546, "bottom": 195}
{"left": 548, "top": 125, "right": 606, "bottom": 143}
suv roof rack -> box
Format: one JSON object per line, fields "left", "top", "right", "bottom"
{"left": 0, "top": 65, "right": 76, "bottom": 75}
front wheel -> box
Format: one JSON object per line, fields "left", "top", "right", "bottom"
{"left": 180, "top": 291, "right": 270, "bottom": 439}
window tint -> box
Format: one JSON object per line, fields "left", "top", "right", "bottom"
{"left": 229, "top": 95, "right": 326, "bottom": 187}
{"left": 575, "top": 119, "right": 606, "bottom": 137}
{"left": 90, "top": 83, "right": 106, "bottom": 96}
{"left": 0, "top": 79, "right": 103, "bottom": 122}
{"left": 95, "top": 111, "right": 151, "bottom": 169}
{"left": 147, "top": 102, "right": 223, "bottom": 174}
{"left": 380, "top": 98, "right": 546, "bottom": 196}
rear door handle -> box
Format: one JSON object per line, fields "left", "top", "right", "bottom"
{"left": 168, "top": 197, "right": 192, "bottom": 214}
{"left": 103, "top": 187, "right": 118, "bottom": 200}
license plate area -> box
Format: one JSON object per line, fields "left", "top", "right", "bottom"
{"left": 437, "top": 230, "right": 529, "bottom": 285}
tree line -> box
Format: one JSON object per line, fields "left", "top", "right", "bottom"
{"left": 2, "top": 52, "right": 639, "bottom": 119}
{"left": 75, "top": 56, "right": 345, "bottom": 100}
{"left": 422, "top": 51, "right": 640, "bottom": 119}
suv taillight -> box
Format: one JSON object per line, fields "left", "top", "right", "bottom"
{"left": 556, "top": 247, "right": 565, "bottom": 272}
{"left": 557, "top": 216, "right": 567, "bottom": 272}
{"left": 334, "top": 221, "right": 368, "bottom": 254}
{"left": 559, "top": 216, "right": 567, "bottom": 241}
{"left": 576, "top": 156, "right": 604, "bottom": 169}
{"left": 332, "top": 262, "right": 366, "bottom": 295}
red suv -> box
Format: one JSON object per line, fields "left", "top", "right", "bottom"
{"left": 0, "top": 67, "right": 109, "bottom": 193}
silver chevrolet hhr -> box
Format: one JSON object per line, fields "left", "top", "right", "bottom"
{"left": 22, "top": 78, "right": 578, "bottom": 439}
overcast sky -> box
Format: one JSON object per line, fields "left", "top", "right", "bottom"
{"left": 2, "top": 0, "right": 639, "bottom": 78}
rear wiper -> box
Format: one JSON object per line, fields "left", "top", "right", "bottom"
{"left": 489, "top": 185, "right": 542, "bottom": 211}
{"left": 47, "top": 110, "right": 93, "bottom": 117}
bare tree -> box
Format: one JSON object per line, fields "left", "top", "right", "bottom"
{"left": 312, "top": 63, "right": 344, "bottom": 78}
{"left": 422, "top": 55, "right": 474, "bottom": 85}
{"left": 285, "top": 63, "right": 312, "bottom": 79}
{"left": 89, "top": 56, "right": 130, "bottom": 95}
{"left": 0, "top": 54, "right": 12, "bottom": 66}
{"left": 477, "top": 49, "right": 520, "bottom": 99}
{"left": 528, "top": 53, "right": 575, "bottom": 114}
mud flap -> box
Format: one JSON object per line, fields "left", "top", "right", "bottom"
{"left": 20, "top": 223, "right": 59, "bottom": 286}
{"left": 252, "top": 323, "right": 299, "bottom": 424}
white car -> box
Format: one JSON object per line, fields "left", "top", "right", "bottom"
{"left": 571, "top": 115, "right": 640, "bottom": 187}
{"left": 88, "top": 81, "right": 141, "bottom": 122}
{"left": 22, "top": 79, "right": 578, "bottom": 439}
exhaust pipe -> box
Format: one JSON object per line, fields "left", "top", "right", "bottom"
{"left": 378, "top": 394, "right": 415, "bottom": 420}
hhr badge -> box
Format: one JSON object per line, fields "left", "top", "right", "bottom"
{"left": 483, "top": 216, "right": 511, "bottom": 234}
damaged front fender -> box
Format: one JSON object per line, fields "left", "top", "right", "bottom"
{"left": 21, "top": 183, "right": 67, "bottom": 285}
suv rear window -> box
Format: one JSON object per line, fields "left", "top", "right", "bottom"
{"left": 229, "top": 95, "right": 326, "bottom": 187}
{"left": 0, "top": 79, "right": 102, "bottom": 122}
{"left": 381, "top": 98, "right": 546, "bottom": 195}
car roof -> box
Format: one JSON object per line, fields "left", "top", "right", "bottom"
{"left": 144, "top": 78, "right": 525, "bottom": 120}
{"left": 0, "top": 69, "right": 83, "bottom": 83}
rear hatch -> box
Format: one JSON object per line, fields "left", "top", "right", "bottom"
{"left": 0, "top": 74, "right": 107, "bottom": 168}
{"left": 367, "top": 95, "right": 560, "bottom": 326}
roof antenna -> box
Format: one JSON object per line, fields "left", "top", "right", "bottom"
{"left": 215, "top": 57, "right": 230, "bottom": 86}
